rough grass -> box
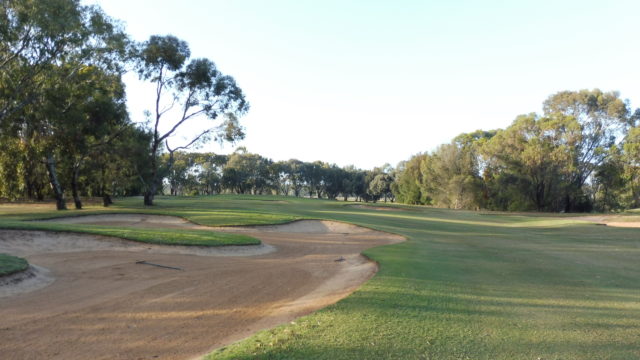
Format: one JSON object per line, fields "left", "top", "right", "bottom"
{"left": 0, "top": 253, "right": 28, "bottom": 276}
{"left": 2, "top": 196, "right": 640, "bottom": 359}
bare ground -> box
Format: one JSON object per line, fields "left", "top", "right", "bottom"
{"left": 0, "top": 215, "right": 403, "bottom": 360}
{"left": 566, "top": 214, "right": 640, "bottom": 228}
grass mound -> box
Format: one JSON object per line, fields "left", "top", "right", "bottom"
{"left": 0, "top": 253, "right": 28, "bottom": 276}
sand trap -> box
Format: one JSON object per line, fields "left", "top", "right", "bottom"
{"left": 0, "top": 265, "right": 53, "bottom": 298}
{"left": 348, "top": 204, "right": 409, "bottom": 212}
{"left": 567, "top": 215, "right": 640, "bottom": 228}
{"left": 38, "top": 213, "right": 203, "bottom": 229}
{"left": 0, "top": 214, "right": 403, "bottom": 360}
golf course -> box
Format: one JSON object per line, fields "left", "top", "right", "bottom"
{"left": 3, "top": 1, "right": 640, "bottom": 358}
{"left": 1, "top": 195, "right": 638, "bottom": 359}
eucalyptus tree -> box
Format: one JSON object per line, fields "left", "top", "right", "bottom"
{"left": 322, "top": 164, "right": 345, "bottom": 200}
{"left": 482, "top": 114, "right": 580, "bottom": 211}
{"left": 543, "top": 89, "right": 631, "bottom": 211}
{"left": 621, "top": 126, "right": 640, "bottom": 208}
{"left": 392, "top": 155, "right": 428, "bottom": 205}
{"left": 1, "top": 0, "right": 128, "bottom": 209}
{"left": 135, "top": 35, "right": 248, "bottom": 205}
{"left": 194, "top": 153, "right": 226, "bottom": 195}
{"left": 285, "top": 159, "right": 305, "bottom": 197}
{"left": 368, "top": 172, "right": 394, "bottom": 203}
{"left": 0, "top": 0, "right": 128, "bottom": 131}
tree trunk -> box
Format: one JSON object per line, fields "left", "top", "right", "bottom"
{"left": 103, "top": 194, "right": 112, "bottom": 207}
{"left": 71, "top": 165, "right": 82, "bottom": 209}
{"left": 144, "top": 143, "right": 159, "bottom": 206}
{"left": 144, "top": 192, "right": 154, "bottom": 206}
{"left": 45, "top": 154, "right": 67, "bottom": 210}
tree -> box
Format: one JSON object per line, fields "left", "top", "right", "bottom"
{"left": 482, "top": 114, "right": 579, "bottom": 211}
{"left": 59, "top": 65, "right": 129, "bottom": 209}
{"left": 621, "top": 126, "right": 640, "bottom": 208}
{"left": 421, "top": 141, "right": 482, "bottom": 210}
{"left": 392, "top": 154, "right": 428, "bottom": 205}
{"left": 0, "top": 0, "right": 128, "bottom": 132}
{"left": 543, "top": 89, "right": 631, "bottom": 211}
{"left": 135, "top": 35, "right": 248, "bottom": 205}
{"left": 285, "top": 159, "right": 305, "bottom": 197}
{"left": 593, "top": 146, "right": 625, "bottom": 212}
{"left": 1, "top": 0, "right": 128, "bottom": 209}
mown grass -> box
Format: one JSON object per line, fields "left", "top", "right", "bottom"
{"left": 2, "top": 195, "right": 640, "bottom": 359}
{"left": 181, "top": 195, "right": 639, "bottom": 360}
{"left": 0, "top": 253, "right": 28, "bottom": 276}
{"left": 0, "top": 198, "right": 270, "bottom": 247}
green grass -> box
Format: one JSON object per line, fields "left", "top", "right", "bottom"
{"left": 2, "top": 195, "right": 640, "bottom": 359}
{"left": 0, "top": 198, "right": 269, "bottom": 246}
{"left": 0, "top": 253, "right": 28, "bottom": 276}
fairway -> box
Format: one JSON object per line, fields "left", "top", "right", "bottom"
{"left": 0, "top": 196, "right": 638, "bottom": 359}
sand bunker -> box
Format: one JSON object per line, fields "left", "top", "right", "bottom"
{"left": 0, "top": 215, "right": 403, "bottom": 360}
{"left": 567, "top": 215, "right": 640, "bottom": 228}
{"left": 348, "top": 204, "right": 410, "bottom": 212}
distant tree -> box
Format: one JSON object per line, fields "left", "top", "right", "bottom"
{"left": 193, "top": 153, "right": 226, "bottom": 195}
{"left": 392, "top": 155, "right": 428, "bottom": 205}
{"left": 322, "top": 164, "right": 345, "bottom": 200}
{"left": 419, "top": 141, "right": 482, "bottom": 209}
{"left": 369, "top": 172, "right": 394, "bottom": 203}
{"left": 135, "top": 35, "right": 248, "bottom": 205}
{"left": 284, "top": 159, "right": 305, "bottom": 197}
{"left": 222, "top": 150, "right": 273, "bottom": 194}
{"left": 270, "top": 161, "right": 287, "bottom": 195}
{"left": 301, "top": 161, "right": 323, "bottom": 198}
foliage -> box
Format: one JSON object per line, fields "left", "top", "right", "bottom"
{"left": 134, "top": 34, "right": 249, "bottom": 205}
{"left": 393, "top": 89, "right": 638, "bottom": 213}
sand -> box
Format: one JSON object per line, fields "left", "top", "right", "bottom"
{"left": 567, "top": 215, "right": 640, "bottom": 228}
{"left": 0, "top": 215, "right": 403, "bottom": 360}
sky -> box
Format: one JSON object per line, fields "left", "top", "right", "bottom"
{"left": 84, "top": 0, "right": 640, "bottom": 169}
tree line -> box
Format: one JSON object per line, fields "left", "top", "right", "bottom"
{"left": 163, "top": 148, "right": 395, "bottom": 202}
{"left": 393, "top": 89, "right": 640, "bottom": 212}
{"left": 2, "top": 1, "right": 639, "bottom": 213}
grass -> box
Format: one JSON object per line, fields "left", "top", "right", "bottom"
{"left": 2, "top": 195, "right": 640, "bottom": 359}
{"left": 0, "top": 198, "right": 268, "bottom": 246}
{"left": 0, "top": 253, "right": 28, "bottom": 276}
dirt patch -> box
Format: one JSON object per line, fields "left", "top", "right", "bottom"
{"left": 38, "top": 213, "right": 204, "bottom": 229}
{"left": 566, "top": 215, "right": 640, "bottom": 228}
{"left": 0, "top": 215, "right": 403, "bottom": 360}
{"left": 348, "top": 204, "right": 410, "bottom": 212}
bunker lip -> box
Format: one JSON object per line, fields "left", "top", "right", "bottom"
{"left": 0, "top": 214, "right": 403, "bottom": 360}
{"left": 565, "top": 215, "right": 640, "bottom": 228}
{"left": 0, "top": 265, "right": 53, "bottom": 298}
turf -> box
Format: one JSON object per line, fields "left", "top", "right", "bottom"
{"left": 0, "top": 199, "right": 266, "bottom": 246}
{"left": 2, "top": 195, "right": 640, "bottom": 359}
{"left": 0, "top": 253, "right": 28, "bottom": 276}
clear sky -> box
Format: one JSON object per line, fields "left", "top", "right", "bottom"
{"left": 84, "top": 0, "right": 640, "bottom": 169}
